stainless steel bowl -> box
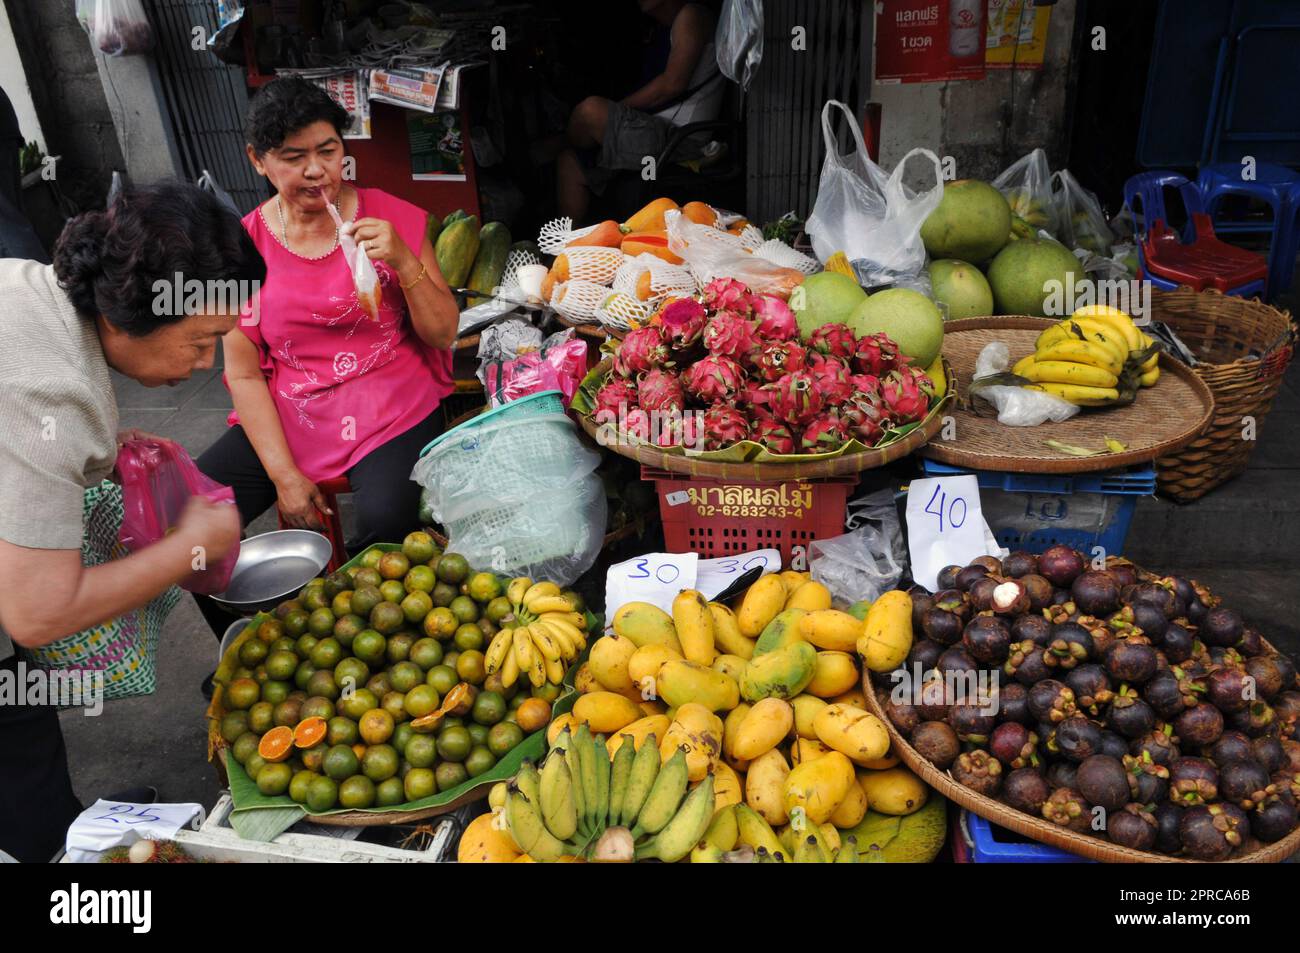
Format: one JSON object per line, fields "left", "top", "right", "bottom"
{"left": 209, "top": 529, "right": 333, "bottom": 615}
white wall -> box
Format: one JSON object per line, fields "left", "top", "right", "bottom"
{"left": 0, "top": 0, "right": 45, "bottom": 149}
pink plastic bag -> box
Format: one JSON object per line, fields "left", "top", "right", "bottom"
{"left": 116, "top": 438, "right": 240, "bottom": 595}
{"left": 483, "top": 331, "right": 588, "bottom": 408}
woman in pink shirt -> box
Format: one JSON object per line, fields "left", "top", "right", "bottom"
{"left": 196, "top": 78, "right": 458, "bottom": 638}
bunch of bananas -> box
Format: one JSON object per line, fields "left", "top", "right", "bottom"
{"left": 1012, "top": 305, "right": 1160, "bottom": 407}
{"left": 503, "top": 724, "right": 716, "bottom": 862}
{"left": 484, "top": 579, "right": 588, "bottom": 690}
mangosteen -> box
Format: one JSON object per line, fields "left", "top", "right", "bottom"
{"left": 955, "top": 565, "right": 991, "bottom": 593}
{"left": 970, "top": 555, "right": 1003, "bottom": 576}
{"left": 912, "top": 720, "right": 960, "bottom": 769}
{"left": 990, "top": 722, "right": 1038, "bottom": 768}
{"left": 1143, "top": 670, "right": 1188, "bottom": 720}
{"left": 962, "top": 616, "right": 1012, "bottom": 664}
{"left": 1002, "top": 551, "right": 1038, "bottom": 578}
{"left": 1003, "top": 767, "right": 1050, "bottom": 814}
{"left": 1163, "top": 576, "right": 1194, "bottom": 616}
{"left": 1244, "top": 656, "right": 1285, "bottom": 701}
{"left": 1284, "top": 740, "right": 1300, "bottom": 774}
{"left": 1020, "top": 574, "right": 1054, "bottom": 611}
{"left": 1179, "top": 804, "right": 1245, "bottom": 860}
{"left": 1220, "top": 759, "right": 1273, "bottom": 810}
{"left": 1072, "top": 571, "right": 1121, "bottom": 617}
{"left": 1050, "top": 588, "right": 1074, "bottom": 607}
{"left": 933, "top": 589, "right": 970, "bottom": 620}
{"left": 1100, "top": 730, "right": 1130, "bottom": 761}
{"left": 1274, "top": 657, "right": 1297, "bottom": 691}
{"left": 952, "top": 749, "right": 1002, "bottom": 797}
{"left": 949, "top": 703, "right": 997, "bottom": 744}
{"left": 936, "top": 565, "right": 963, "bottom": 590}
{"left": 1227, "top": 701, "right": 1275, "bottom": 737}
{"left": 1011, "top": 614, "right": 1052, "bottom": 647}
{"left": 1160, "top": 623, "right": 1196, "bottom": 664}
{"left": 1038, "top": 545, "right": 1086, "bottom": 587}
{"left": 1044, "top": 622, "right": 1095, "bottom": 671}
{"left": 1124, "top": 751, "right": 1170, "bottom": 803}
{"left": 1175, "top": 702, "right": 1224, "bottom": 747}
{"left": 1047, "top": 761, "right": 1078, "bottom": 790}
{"left": 1106, "top": 640, "right": 1160, "bottom": 684}
{"left": 921, "top": 608, "right": 963, "bottom": 646}
{"left": 1108, "top": 803, "right": 1158, "bottom": 851}
{"left": 884, "top": 698, "right": 921, "bottom": 736}
{"left": 1252, "top": 736, "right": 1286, "bottom": 774}
{"left": 1041, "top": 786, "right": 1091, "bottom": 832}
{"left": 1253, "top": 795, "right": 1299, "bottom": 843}
{"left": 1201, "top": 607, "right": 1244, "bottom": 648}
{"left": 1207, "top": 666, "right": 1252, "bottom": 713}
{"left": 915, "top": 672, "right": 951, "bottom": 722}
{"left": 1130, "top": 603, "right": 1170, "bottom": 643}
{"left": 936, "top": 647, "right": 978, "bottom": 679}
{"left": 968, "top": 576, "right": 999, "bottom": 612}
{"left": 1172, "top": 665, "right": 1210, "bottom": 708}
{"left": 1076, "top": 754, "right": 1132, "bottom": 811}
{"left": 1152, "top": 802, "right": 1184, "bottom": 855}
{"left": 1208, "top": 730, "right": 1254, "bottom": 768}
{"left": 1055, "top": 715, "right": 1105, "bottom": 764}
{"left": 990, "top": 580, "right": 1031, "bottom": 616}
{"left": 996, "top": 683, "right": 1030, "bottom": 725}
{"left": 1169, "top": 757, "right": 1219, "bottom": 806}
{"left": 1274, "top": 771, "right": 1300, "bottom": 803}
{"left": 1108, "top": 686, "right": 1157, "bottom": 739}
{"left": 1237, "top": 627, "right": 1266, "bottom": 657}
{"left": 1125, "top": 582, "right": 1176, "bottom": 618}
{"left": 910, "top": 591, "right": 935, "bottom": 632}
{"left": 907, "top": 639, "right": 944, "bottom": 672}
{"left": 1107, "top": 560, "right": 1139, "bottom": 589}
{"left": 1275, "top": 691, "right": 1300, "bottom": 726}
{"left": 1012, "top": 648, "right": 1053, "bottom": 686}
{"left": 1027, "top": 679, "right": 1076, "bottom": 724}
{"left": 1132, "top": 724, "right": 1179, "bottom": 767}
{"left": 1066, "top": 664, "right": 1115, "bottom": 716}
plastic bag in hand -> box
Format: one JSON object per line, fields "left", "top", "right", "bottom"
{"left": 116, "top": 438, "right": 240, "bottom": 595}
{"left": 805, "top": 101, "right": 943, "bottom": 288}
{"left": 1050, "top": 169, "right": 1114, "bottom": 256}
{"left": 330, "top": 204, "right": 382, "bottom": 320}
{"left": 968, "top": 342, "right": 1079, "bottom": 426}
{"left": 809, "top": 489, "right": 908, "bottom": 606}
{"left": 717, "top": 0, "right": 764, "bottom": 90}
{"left": 992, "top": 148, "right": 1054, "bottom": 232}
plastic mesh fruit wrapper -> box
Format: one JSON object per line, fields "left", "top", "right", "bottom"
{"left": 736, "top": 224, "right": 766, "bottom": 249}
{"left": 499, "top": 246, "right": 542, "bottom": 294}
{"left": 611, "top": 253, "right": 698, "bottom": 302}
{"left": 538, "top": 217, "right": 597, "bottom": 255}
{"left": 595, "top": 291, "right": 650, "bottom": 332}
{"left": 555, "top": 246, "right": 624, "bottom": 285}
{"left": 550, "top": 278, "right": 609, "bottom": 322}
{"left": 753, "top": 239, "right": 819, "bottom": 274}
{"left": 665, "top": 210, "right": 806, "bottom": 299}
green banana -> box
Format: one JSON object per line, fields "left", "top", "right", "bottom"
{"left": 795, "top": 834, "right": 827, "bottom": 863}
{"left": 538, "top": 750, "right": 578, "bottom": 841}
{"left": 834, "top": 835, "right": 859, "bottom": 863}
{"left": 636, "top": 772, "right": 715, "bottom": 862}
{"left": 619, "top": 734, "right": 661, "bottom": 827}
{"left": 515, "top": 760, "right": 540, "bottom": 805}
{"left": 562, "top": 730, "right": 588, "bottom": 838}
{"left": 505, "top": 789, "right": 566, "bottom": 861}
{"left": 631, "top": 748, "right": 689, "bottom": 840}
{"left": 592, "top": 736, "right": 611, "bottom": 831}
{"left": 576, "top": 725, "right": 600, "bottom": 834}
{"left": 607, "top": 734, "right": 636, "bottom": 825}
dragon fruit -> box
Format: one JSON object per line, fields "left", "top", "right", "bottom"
{"left": 614, "top": 325, "right": 670, "bottom": 377}
{"left": 851, "top": 332, "right": 900, "bottom": 377}
{"left": 656, "top": 411, "right": 703, "bottom": 449}
{"left": 701, "top": 404, "right": 751, "bottom": 450}
{"left": 738, "top": 380, "right": 774, "bottom": 413}
{"left": 702, "top": 310, "right": 759, "bottom": 362}
{"left": 839, "top": 395, "right": 889, "bottom": 446}
{"left": 801, "top": 411, "right": 851, "bottom": 453}
{"left": 809, "top": 353, "right": 854, "bottom": 404}
{"left": 880, "top": 366, "right": 934, "bottom": 424}
{"left": 658, "top": 297, "right": 708, "bottom": 350}
{"left": 683, "top": 355, "right": 746, "bottom": 404}
{"left": 848, "top": 373, "right": 881, "bottom": 398}
{"left": 621, "top": 407, "right": 652, "bottom": 442}
{"left": 595, "top": 376, "right": 639, "bottom": 416}
{"left": 638, "top": 367, "right": 685, "bottom": 415}
{"left": 769, "top": 370, "right": 824, "bottom": 426}
{"left": 753, "top": 415, "right": 796, "bottom": 454}
{"left": 752, "top": 339, "right": 808, "bottom": 382}
{"left": 807, "top": 322, "right": 857, "bottom": 360}
{"left": 751, "top": 295, "right": 798, "bottom": 341}
{"left": 702, "top": 277, "right": 753, "bottom": 315}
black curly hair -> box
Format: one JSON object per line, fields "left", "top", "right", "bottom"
{"left": 244, "top": 76, "right": 350, "bottom": 155}
{"left": 52, "top": 181, "right": 266, "bottom": 336}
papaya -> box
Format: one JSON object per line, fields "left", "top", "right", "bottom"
{"left": 623, "top": 197, "right": 679, "bottom": 232}
{"left": 435, "top": 215, "right": 480, "bottom": 288}
{"left": 740, "top": 641, "right": 817, "bottom": 701}
{"left": 621, "top": 231, "right": 683, "bottom": 265}
{"left": 681, "top": 200, "right": 717, "bottom": 227}
{"left": 424, "top": 212, "right": 442, "bottom": 249}
{"left": 566, "top": 219, "right": 623, "bottom": 248}
{"left": 466, "top": 221, "right": 511, "bottom": 305}
{"left": 442, "top": 208, "right": 467, "bottom": 229}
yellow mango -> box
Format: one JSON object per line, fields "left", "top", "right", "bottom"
{"left": 813, "top": 703, "right": 890, "bottom": 765}
{"left": 672, "top": 589, "right": 716, "bottom": 666}
{"left": 458, "top": 812, "right": 523, "bottom": 862}
{"left": 546, "top": 712, "right": 578, "bottom": 747}
{"left": 740, "top": 640, "right": 817, "bottom": 701}
{"left": 612, "top": 601, "right": 683, "bottom": 654}
{"left": 744, "top": 746, "right": 791, "bottom": 827}
{"left": 627, "top": 643, "right": 682, "bottom": 693}
{"left": 731, "top": 698, "right": 794, "bottom": 761}
{"left": 722, "top": 702, "right": 752, "bottom": 760}
{"left": 638, "top": 698, "right": 667, "bottom": 716}
{"left": 708, "top": 602, "right": 755, "bottom": 660}
{"left": 830, "top": 687, "right": 870, "bottom": 709}
{"left": 859, "top": 749, "right": 901, "bottom": 770}
{"left": 711, "top": 653, "right": 748, "bottom": 686}
{"left": 829, "top": 778, "right": 869, "bottom": 828}
{"left": 791, "top": 694, "right": 829, "bottom": 739}
{"left": 857, "top": 767, "right": 928, "bottom": 816}
{"left": 588, "top": 633, "right": 637, "bottom": 695}
{"left": 784, "top": 750, "right": 855, "bottom": 825}
{"left": 786, "top": 580, "right": 832, "bottom": 612}
{"left": 660, "top": 702, "right": 722, "bottom": 782}
{"left": 801, "top": 609, "right": 864, "bottom": 652}
{"left": 606, "top": 714, "right": 670, "bottom": 758}
{"left": 737, "top": 574, "right": 787, "bottom": 638}
{"left": 573, "top": 662, "right": 598, "bottom": 695}
{"left": 806, "top": 651, "right": 861, "bottom": 698}
{"left": 791, "top": 737, "right": 835, "bottom": 765}
{"left": 753, "top": 608, "right": 810, "bottom": 655}
{"left": 856, "top": 590, "right": 913, "bottom": 673}
{"left": 656, "top": 659, "right": 740, "bottom": 711}
{"left": 704, "top": 803, "right": 739, "bottom": 851}
{"left": 713, "top": 761, "right": 744, "bottom": 811}
{"left": 572, "top": 691, "right": 642, "bottom": 734}
{"left": 779, "top": 570, "right": 811, "bottom": 595}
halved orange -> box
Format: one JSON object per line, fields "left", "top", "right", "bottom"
{"left": 351, "top": 743, "right": 368, "bottom": 761}
{"left": 257, "top": 725, "right": 294, "bottom": 763}
{"left": 293, "top": 716, "right": 327, "bottom": 749}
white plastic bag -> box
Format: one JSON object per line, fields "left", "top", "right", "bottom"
{"left": 664, "top": 210, "right": 804, "bottom": 298}
{"left": 329, "top": 203, "right": 381, "bottom": 320}
{"left": 88, "top": 0, "right": 154, "bottom": 56}
{"left": 1050, "top": 169, "right": 1113, "bottom": 256}
{"left": 805, "top": 101, "right": 943, "bottom": 288}
{"left": 717, "top": 0, "right": 764, "bottom": 90}
{"left": 992, "top": 148, "right": 1054, "bottom": 232}
{"left": 809, "top": 489, "right": 908, "bottom": 606}
{"left": 968, "top": 342, "right": 1079, "bottom": 426}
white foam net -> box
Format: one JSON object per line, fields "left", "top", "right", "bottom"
{"left": 753, "top": 239, "right": 820, "bottom": 274}
{"left": 595, "top": 291, "right": 650, "bottom": 332}
{"left": 550, "top": 278, "right": 609, "bottom": 322}
{"left": 538, "top": 217, "right": 598, "bottom": 255}
{"left": 556, "top": 246, "right": 624, "bottom": 285}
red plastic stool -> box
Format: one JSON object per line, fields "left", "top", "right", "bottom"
{"left": 278, "top": 476, "right": 351, "bottom": 573}
{"left": 1141, "top": 212, "right": 1269, "bottom": 294}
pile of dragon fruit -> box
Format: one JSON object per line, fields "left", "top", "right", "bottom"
{"left": 592, "top": 278, "right": 936, "bottom": 454}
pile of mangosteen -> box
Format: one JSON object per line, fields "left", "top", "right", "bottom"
{"left": 878, "top": 547, "right": 1300, "bottom": 859}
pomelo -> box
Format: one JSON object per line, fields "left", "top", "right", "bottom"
{"left": 793, "top": 271, "right": 868, "bottom": 339}
{"left": 847, "top": 288, "right": 945, "bottom": 367}
{"left": 920, "top": 180, "right": 1012, "bottom": 263}
{"left": 928, "top": 259, "right": 993, "bottom": 320}
{"left": 986, "top": 238, "right": 1082, "bottom": 317}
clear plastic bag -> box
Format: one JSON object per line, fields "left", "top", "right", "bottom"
{"left": 968, "top": 342, "right": 1079, "bottom": 426}
{"left": 86, "top": 0, "right": 154, "bottom": 56}
{"left": 1050, "top": 169, "right": 1113, "bottom": 256}
{"left": 805, "top": 101, "right": 943, "bottom": 288}
{"left": 809, "top": 489, "right": 908, "bottom": 606}
{"left": 481, "top": 329, "right": 588, "bottom": 408}
{"left": 329, "top": 203, "right": 381, "bottom": 321}
{"left": 992, "top": 148, "right": 1054, "bottom": 232}
{"left": 664, "top": 210, "right": 804, "bottom": 298}
{"left": 116, "top": 438, "right": 240, "bottom": 595}
{"left": 717, "top": 0, "right": 764, "bottom": 90}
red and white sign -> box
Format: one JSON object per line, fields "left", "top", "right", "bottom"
{"left": 874, "top": 0, "right": 987, "bottom": 85}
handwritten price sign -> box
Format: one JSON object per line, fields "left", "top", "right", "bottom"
{"left": 905, "top": 475, "right": 991, "bottom": 591}
{"left": 603, "top": 549, "right": 781, "bottom": 622}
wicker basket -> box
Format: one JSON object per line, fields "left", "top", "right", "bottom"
{"left": 1152, "top": 288, "right": 1295, "bottom": 502}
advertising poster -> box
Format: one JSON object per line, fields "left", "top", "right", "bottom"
{"left": 408, "top": 111, "right": 467, "bottom": 182}
{"left": 986, "top": 0, "right": 1053, "bottom": 69}
{"left": 875, "top": 0, "right": 988, "bottom": 85}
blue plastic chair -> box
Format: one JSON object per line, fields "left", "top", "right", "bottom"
{"left": 1198, "top": 161, "right": 1300, "bottom": 297}
{"left": 1123, "top": 170, "right": 1202, "bottom": 244}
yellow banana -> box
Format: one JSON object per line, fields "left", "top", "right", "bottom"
{"left": 1035, "top": 339, "right": 1123, "bottom": 375}
{"left": 1140, "top": 366, "right": 1160, "bottom": 387}
{"left": 523, "top": 581, "right": 562, "bottom": 608}
{"left": 1073, "top": 305, "right": 1141, "bottom": 351}
{"left": 1069, "top": 319, "right": 1130, "bottom": 365}
{"left": 505, "top": 789, "right": 566, "bottom": 861}
{"left": 543, "top": 653, "right": 565, "bottom": 686}
{"left": 526, "top": 595, "right": 575, "bottom": 616}
{"left": 1025, "top": 381, "right": 1120, "bottom": 406}
{"left": 525, "top": 635, "right": 547, "bottom": 688}
{"left": 541, "top": 614, "right": 588, "bottom": 651}
{"left": 513, "top": 625, "right": 535, "bottom": 672}
{"left": 1022, "top": 360, "right": 1119, "bottom": 388}
{"left": 534, "top": 618, "right": 576, "bottom": 659}
{"left": 507, "top": 576, "right": 534, "bottom": 608}
{"left": 528, "top": 624, "right": 562, "bottom": 663}
{"left": 1012, "top": 355, "right": 1037, "bottom": 377}
{"left": 501, "top": 644, "right": 520, "bottom": 687}
{"left": 485, "top": 629, "right": 512, "bottom": 674}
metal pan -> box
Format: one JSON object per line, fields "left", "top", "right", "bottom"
{"left": 208, "top": 529, "right": 333, "bottom": 615}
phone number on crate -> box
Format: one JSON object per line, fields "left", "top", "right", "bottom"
{"left": 694, "top": 505, "right": 806, "bottom": 519}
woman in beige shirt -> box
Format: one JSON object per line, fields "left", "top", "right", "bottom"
{"left": 0, "top": 181, "right": 262, "bottom": 861}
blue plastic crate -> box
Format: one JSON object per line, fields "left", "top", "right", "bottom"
{"left": 965, "top": 811, "right": 1093, "bottom": 863}
{"left": 919, "top": 460, "right": 1155, "bottom": 556}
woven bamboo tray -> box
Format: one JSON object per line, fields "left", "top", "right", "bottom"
{"left": 920, "top": 317, "right": 1215, "bottom": 474}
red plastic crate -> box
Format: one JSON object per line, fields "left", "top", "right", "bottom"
{"left": 641, "top": 467, "right": 857, "bottom": 564}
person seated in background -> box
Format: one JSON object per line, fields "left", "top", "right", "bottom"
{"left": 557, "top": 0, "right": 724, "bottom": 220}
